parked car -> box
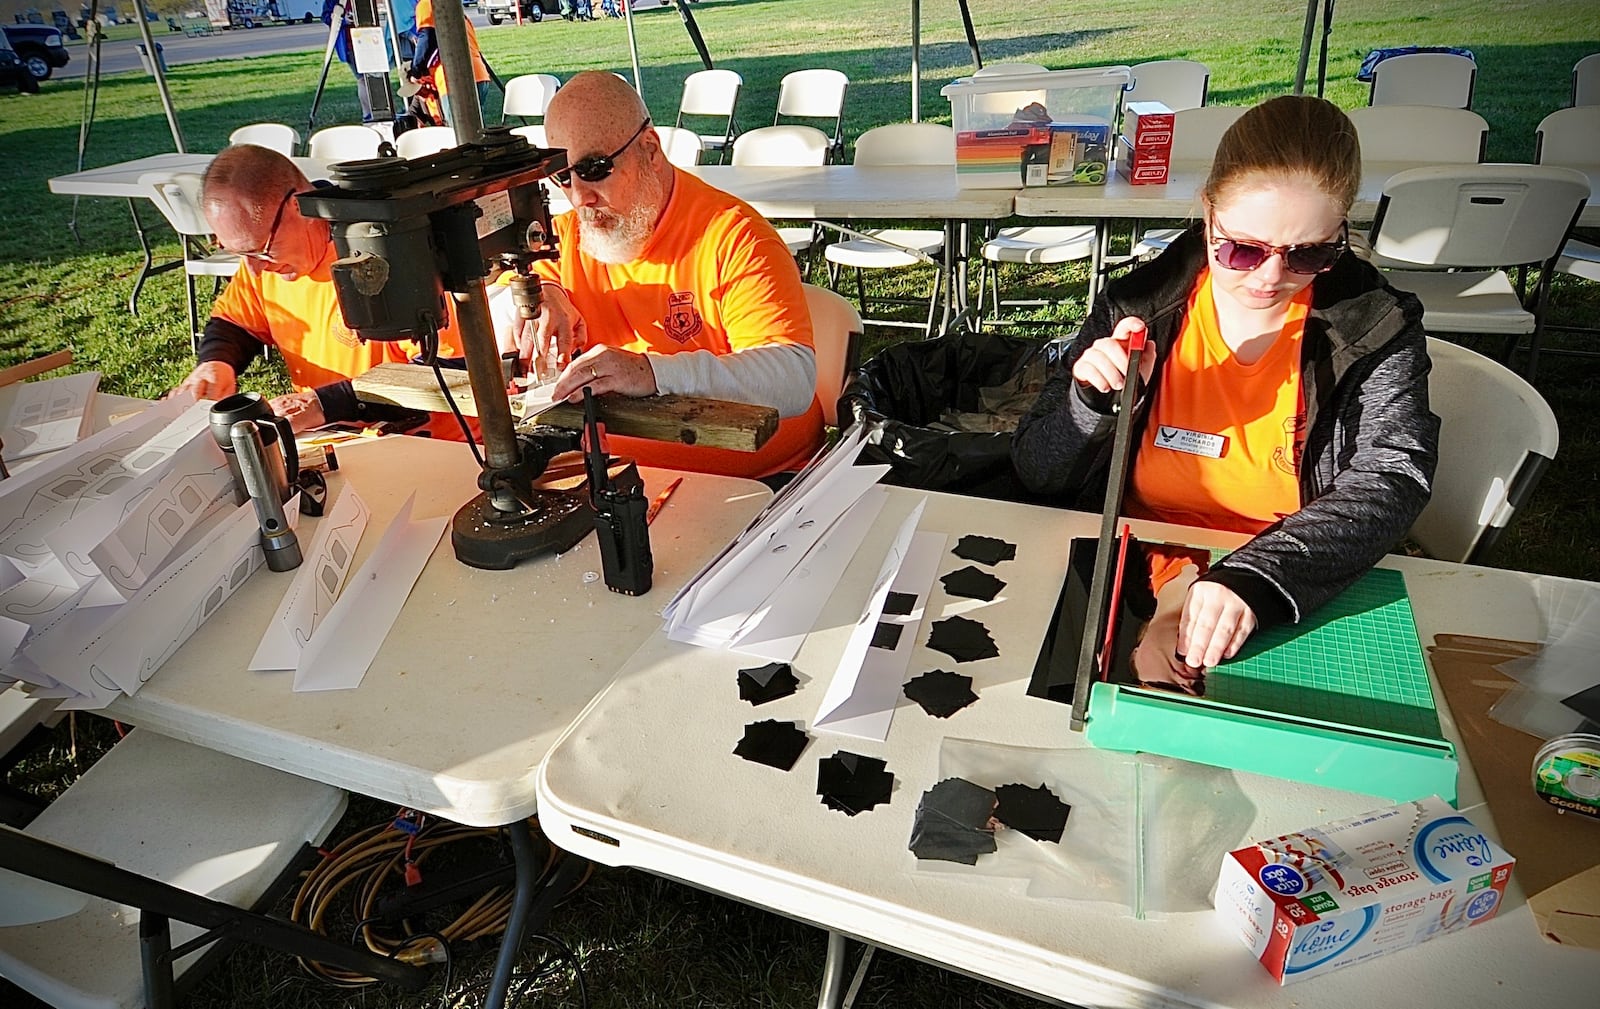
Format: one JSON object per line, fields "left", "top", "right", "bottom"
{"left": 483, "top": 0, "right": 560, "bottom": 26}
{"left": 3, "top": 24, "right": 70, "bottom": 82}
{"left": 0, "top": 30, "right": 40, "bottom": 93}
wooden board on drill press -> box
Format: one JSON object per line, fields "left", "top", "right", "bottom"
{"left": 352, "top": 362, "right": 779, "bottom": 452}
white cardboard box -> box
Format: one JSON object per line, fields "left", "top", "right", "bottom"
{"left": 1214, "top": 796, "right": 1514, "bottom": 984}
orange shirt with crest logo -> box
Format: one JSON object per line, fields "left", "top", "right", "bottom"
{"left": 1125, "top": 271, "right": 1308, "bottom": 535}
{"left": 533, "top": 168, "right": 824, "bottom": 478}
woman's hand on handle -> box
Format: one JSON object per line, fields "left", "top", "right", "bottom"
{"left": 1072, "top": 316, "right": 1157, "bottom": 395}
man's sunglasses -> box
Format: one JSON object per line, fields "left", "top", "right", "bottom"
{"left": 236, "top": 189, "right": 296, "bottom": 263}
{"left": 1209, "top": 220, "right": 1349, "bottom": 275}
{"left": 552, "top": 120, "right": 652, "bottom": 187}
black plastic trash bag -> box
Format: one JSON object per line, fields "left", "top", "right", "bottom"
{"left": 839, "top": 319, "right": 1063, "bottom": 500}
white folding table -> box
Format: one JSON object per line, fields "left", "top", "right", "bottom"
{"left": 104, "top": 433, "right": 772, "bottom": 1008}
{"left": 47, "top": 153, "right": 329, "bottom": 317}
{"left": 1013, "top": 159, "right": 1600, "bottom": 308}
{"left": 689, "top": 164, "right": 1018, "bottom": 327}
{"left": 536, "top": 485, "right": 1600, "bottom": 1009}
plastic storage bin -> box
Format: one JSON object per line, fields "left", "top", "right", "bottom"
{"left": 941, "top": 66, "right": 1131, "bottom": 188}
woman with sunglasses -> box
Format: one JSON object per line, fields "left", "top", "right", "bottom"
{"left": 1013, "top": 95, "right": 1438, "bottom": 679}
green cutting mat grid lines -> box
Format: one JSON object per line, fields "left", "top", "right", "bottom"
{"left": 1204, "top": 565, "right": 1443, "bottom": 741}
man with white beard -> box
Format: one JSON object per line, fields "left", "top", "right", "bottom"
{"left": 502, "top": 71, "right": 824, "bottom": 480}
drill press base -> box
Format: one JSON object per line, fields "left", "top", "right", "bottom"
{"left": 451, "top": 489, "right": 592, "bottom": 570}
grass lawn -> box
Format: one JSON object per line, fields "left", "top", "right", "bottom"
{"left": 2, "top": 1, "right": 1598, "bottom": 1006}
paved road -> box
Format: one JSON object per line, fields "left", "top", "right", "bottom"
{"left": 55, "top": 13, "right": 497, "bottom": 81}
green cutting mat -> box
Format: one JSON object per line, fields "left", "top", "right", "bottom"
{"left": 1085, "top": 560, "right": 1457, "bottom": 803}
{"left": 1207, "top": 565, "right": 1443, "bottom": 742}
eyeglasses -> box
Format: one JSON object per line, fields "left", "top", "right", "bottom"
{"left": 1208, "top": 219, "right": 1348, "bottom": 275}
{"left": 236, "top": 189, "right": 296, "bottom": 263}
{"left": 552, "top": 120, "right": 652, "bottom": 188}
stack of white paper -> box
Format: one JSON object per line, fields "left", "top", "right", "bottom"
{"left": 813, "top": 500, "right": 946, "bottom": 741}
{"left": 0, "top": 396, "right": 263, "bottom": 710}
{"left": 246, "top": 485, "right": 449, "bottom": 693}
{"left": 0, "top": 372, "right": 100, "bottom": 465}
{"left": 663, "top": 426, "right": 890, "bottom": 662}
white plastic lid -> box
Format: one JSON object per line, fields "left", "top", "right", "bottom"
{"left": 940, "top": 66, "right": 1132, "bottom": 97}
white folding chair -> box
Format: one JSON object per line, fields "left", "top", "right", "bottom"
{"left": 1369, "top": 52, "right": 1477, "bottom": 109}
{"left": 307, "top": 124, "right": 384, "bottom": 161}
{"left": 731, "top": 126, "right": 832, "bottom": 258}
{"left": 1368, "top": 163, "right": 1590, "bottom": 380}
{"left": 227, "top": 122, "right": 300, "bottom": 157}
{"left": 139, "top": 170, "right": 241, "bottom": 354}
{"left": 1534, "top": 106, "right": 1600, "bottom": 356}
{"left": 1573, "top": 52, "right": 1600, "bottom": 106}
{"left": 676, "top": 68, "right": 742, "bottom": 163}
{"left": 823, "top": 123, "right": 953, "bottom": 338}
{"left": 802, "top": 284, "right": 863, "bottom": 427}
{"left": 0, "top": 730, "right": 347, "bottom": 1009}
{"left": 1125, "top": 59, "right": 1210, "bottom": 111}
{"left": 653, "top": 125, "right": 704, "bottom": 168}
{"left": 731, "top": 124, "right": 831, "bottom": 167}
{"left": 1130, "top": 105, "right": 1247, "bottom": 257}
{"left": 1410, "top": 338, "right": 1557, "bottom": 564}
{"left": 502, "top": 73, "right": 561, "bottom": 121}
{"left": 1346, "top": 105, "right": 1487, "bottom": 163}
{"left": 774, "top": 68, "right": 848, "bottom": 162}
{"left": 395, "top": 125, "right": 458, "bottom": 159}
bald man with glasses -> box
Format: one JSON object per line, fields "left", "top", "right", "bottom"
{"left": 502, "top": 71, "right": 824, "bottom": 480}
{"left": 170, "top": 144, "right": 435, "bottom": 432}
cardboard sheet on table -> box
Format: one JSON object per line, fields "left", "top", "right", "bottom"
{"left": 1429, "top": 636, "right": 1600, "bottom": 947}
{"left": 0, "top": 371, "right": 99, "bottom": 461}
{"left": 814, "top": 500, "right": 940, "bottom": 742}
{"left": 293, "top": 494, "right": 447, "bottom": 692}
{"left": 250, "top": 485, "right": 370, "bottom": 671}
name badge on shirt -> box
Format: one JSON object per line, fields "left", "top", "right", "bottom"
{"left": 1153, "top": 426, "right": 1228, "bottom": 458}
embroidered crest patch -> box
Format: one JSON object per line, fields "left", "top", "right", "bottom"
{"left": 665, "top": 291, "right": 704, "bottom": 344}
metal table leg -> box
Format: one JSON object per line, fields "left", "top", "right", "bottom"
{"left": 1087, "top": 219, "right": 1111, "bottom": 311}
{"left": 127, "top": 197, "right": 155, "bottom": 317}
{"left": 817, "top": 930, "right": 877, "bottom": 1009}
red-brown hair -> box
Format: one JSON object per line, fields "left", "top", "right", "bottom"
{"left": 1203, "top": 95, "right": 1361, "bottom": 214}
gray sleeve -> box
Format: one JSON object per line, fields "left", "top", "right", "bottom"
{"left": 1011, "top": 296, "right": 1125, "bottom": 496}
{"left": 648, "top": 344, "right": 818, "bottom": 419}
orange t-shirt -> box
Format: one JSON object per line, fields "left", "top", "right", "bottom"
{"left": 211, "top": 240, "right": 422, "bottom": 392}
{"left": 1125, "top": 271, "right": 1309, "bottom": 535}
{"left": 533, "top": 169, "right": 824, "bottom": 478}
{"left": 415, "top": 0, "right": 491, "bottom": 94}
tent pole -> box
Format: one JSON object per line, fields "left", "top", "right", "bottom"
{"left": 1292, "top": 0, "right": 1317, "bottom": 94}
{"left": 130, "top": 0, "right": 185, "bottom": 152}
{"left": 673, "top": 0, "right": 714, "bottom": 72}
{"left": 307, "top": 0, "right": 347, "bottom": 139}
{"left": 957, "top": 0, "right": 980, "bottom": 70}
{"left": 909, "top": 0, "right": 920, "bottom": 122}
{"left": 623, "top": 1, "right": 643, "bottom": 97}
